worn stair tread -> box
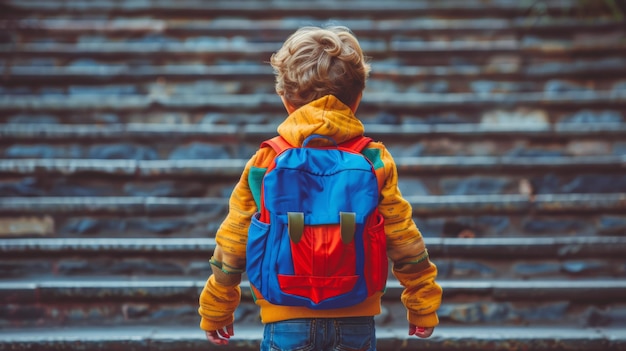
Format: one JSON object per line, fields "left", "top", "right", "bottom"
{"left": 1, "top": 236, "right": 625, "bottom": 258}
{"left": 5, "top": 61, "right": 626, "bottom": 82}
{"left": 0, "top": 325, "right": 623, "bottom": 351}
{"left": 2, "top": 291, "right": 624, "bottom": 328}
{"left": 2, "top": 0, "right": 590, "bottom": 17}
{"left": 0, "top": 325, "right": 625, "bottom": 351}
{"left": 1, "top": 193, "right": 624, "bottom": 215}
{"left": 0, "top": 155, "right": 623, "bottom": 176}
{"left": 3, "top": 39, "right": 625, "bottom": 57}
{"left": 0, "top": 158, "right": 246, "bottom": 176}
{"left": 1, "top": 277, "right": 625, "bottom": 302}
{"left": 3, "top": 123, "right": 626, "bottom": 141}
{"left": 1, "top": 91, "right": 625, "bottom": 112}
{"left": 4, "top": 64, "right": 274, "bottom": 80}
{"left": 4, "top": 17, "right": 623, "bottom": 36}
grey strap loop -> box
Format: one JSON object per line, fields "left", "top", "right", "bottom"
{"left": 288, "top": 212, "right": 304, "bottom": 243}
{"left": 340, "top": 212, "right": 356, "bottom": 244}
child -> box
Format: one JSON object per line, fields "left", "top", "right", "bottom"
{"left": 198, "top": 25, "right": 442, "bottom": 350}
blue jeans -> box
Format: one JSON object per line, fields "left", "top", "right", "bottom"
{"left": 260, "top": 316, "right": 376, "bottom": 351}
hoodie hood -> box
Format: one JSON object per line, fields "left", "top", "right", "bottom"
{"left": 277, "top": 95, "right": 365, "bottom": 147}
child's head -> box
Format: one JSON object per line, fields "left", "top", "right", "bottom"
{"left": 270, "top": 25, "right": 371, "bottom": 110}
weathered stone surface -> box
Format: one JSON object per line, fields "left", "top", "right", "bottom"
{"left": 3, "top": 120, "right": 626, "bottom": 143}
{"left": 123, "top": 181, "right": 206, "bottom": 197}
{"left": 87, "top": 144, "right": 158, "bottom": 160}
{"left": 4, "top": 144, "right": 82, "bottom": 158}
{"left": 445, "top": 302, "right": 511, "bottom": 324}
{"left": 513, "top": 262, "right": 561, "bottom": 277}
{"left": 0, "top": 216, "right": 54, "bottom": 237}
{"left": 482, "top": 109, "right": 556, "bottom": 127}
{"left": 0, "top": 261, "right": 51, "bottom": 278}
{"left": 57, "top": 259, "right": 187, "bottom": 276}
{"left": 0, "top": 238, "right": 217, "bottom": 256}
{"left": 1, "top": 324, "right": 626, "bottom": 351}
{"left": 522, "top": 217, "right": 591, "bottom": 234}
{"left": 6, "top": 114, "right": 59, "bottom": 124}
{"left": 0, "top": 177, "right": 42, "bottom": 196}
{"left": 558, "top": 109, "right": 623, "bottom": 124}
{"left": 168, "top": 142, "right": 230, "bottom": 160}
{"left": 440, "top": 176, "right": 511, "bottom": 195}
{"left": 599, "top": 216, "right": 626, "bottom": 235}
{"left": 442, "top": 261, "right": 496, "bottom": 278}
{"left": 58, "top": 216, "right": 209, "bottom": 237}
{"left": 2, "top": 90, "right": 625, "bottom": 113}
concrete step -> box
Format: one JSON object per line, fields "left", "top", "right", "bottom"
{"left": 4, "top": 59, "right": 626, "bottom": 84}
{"left": 2, "top": 122, "right": 626, "bottom": 142}
{"left": 0, "top": 195, "right": 623, "bottom": 238}
{"left": 1, "top": 298, "right": 626, "bottom": 330}
{"left": 3, "top": 39, "right": 625, "bottom": 61}
{"left": 1, "top": 157, "right": 624, "bottom": 199}
{"left": 4, "top": 17, "right": 623, "bottom": 39}
{"left": 1, "top": 99, "right": 624, "bottom": 123}
{"left": 0, "top": 211, "right": 617, "bottom": 239}
{"left": 0, "top": 156, "right": 623, "bottom": 175}
{"left": 1, "top": 277, "right": 625, "bottom": 327}
{"left": 1, "top": 237, "right": 624, "bottom": 280}
{"left": 4, "top": 277, "right": 623, "bottom": 303}
{"left": 2, "top": 0, "right": 596, "bottom": 18}
{"left": 2, "top": 68, "right": 624, "bottom": 99}
{"left": 4, "top": 18, "right": 621, "bottom": 71}
{"left": 2, "top": 277, "right": 626, "bottom": 328}
{"left": 1, "top": 325, "right": 624, "bottom": 351}
{"left": 2, "top": 77, "right": 624, "bottom": 106}
{"left": 3, "top": 236, "right": 625, "bottom": 259}
{"left": 1, "top": 91, "right": 625, "bottom": 114}
{"left": 1, "top": 194, "right": 624, "bottom": 216}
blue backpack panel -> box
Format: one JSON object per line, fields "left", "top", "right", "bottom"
{"left": 246, "top": 134, "right": 388, "bottom": 309}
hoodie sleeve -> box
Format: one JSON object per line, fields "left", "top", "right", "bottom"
{"left": 375, "top": 145, "right": 443, "bottom": 327}
{"left": 198, "top": 151, "right": 261, "bottom": 331}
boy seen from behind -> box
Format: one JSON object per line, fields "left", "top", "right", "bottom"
{"left": 198, "top": 25, "right": 443, "bottom": 350}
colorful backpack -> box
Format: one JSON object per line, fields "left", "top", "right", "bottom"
{"left": 246, "top": 134, "right": 388, "bottom": 309}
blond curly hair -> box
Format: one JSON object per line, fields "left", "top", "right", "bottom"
{"left": 270, "top": 26, "right": 371, "bottom": 109}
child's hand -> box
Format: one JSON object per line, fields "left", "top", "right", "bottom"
{"left": 205, "top": 324, "right": 234, "bottom": 345}
{"left": 409, "top": 324, "right": 434, "bottom": 338}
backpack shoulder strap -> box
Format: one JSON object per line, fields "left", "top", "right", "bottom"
{"left": 341, "top": 136, "right": 385, "bottom": 194}
{"left": 260, "top": 136, "right": 293, "bottom": 154}
{"left": 340, "top": 136, "right": 373, "bottom": 152}
{"left": 257, "top": 136, "right": 293, "bottom": 223}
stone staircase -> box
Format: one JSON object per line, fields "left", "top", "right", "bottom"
{"left": 1, "top": 0, "right": 626, "bottom": 349}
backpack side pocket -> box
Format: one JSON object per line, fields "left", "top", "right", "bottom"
{"left": 364, "top": 211, "right": 388, "bottom": 294}
{"left": 246, "top": 212, "right": 270, "bottom": 293}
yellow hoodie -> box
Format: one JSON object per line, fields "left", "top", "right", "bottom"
{"left": 199, "top": 95, "right": 442, "bottom": 330}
